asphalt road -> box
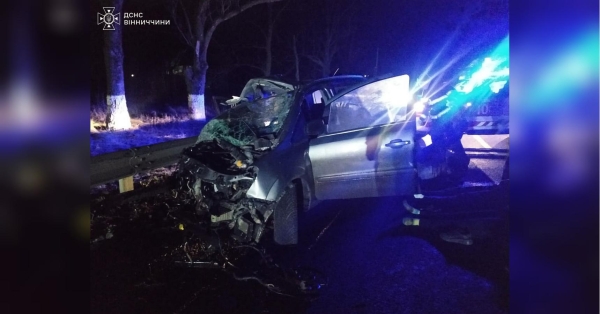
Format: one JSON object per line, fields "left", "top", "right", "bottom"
{"left": 462, "top": 134, "right": 509, "bottom": 150}
{"left": 91, "top": 135, "right": 509, "bottom": 314}
{"left": 296, "top": 197, "right": 508, "bottom": 313}
{"left": 462, "top": 134, "right": 509, "bottom": 185}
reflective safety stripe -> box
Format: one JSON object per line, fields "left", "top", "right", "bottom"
{"left": 471, "top": 115, "right": 508, "bottom": 121}
{"left": 467, "top": 116, "right": 509, "bottom": 130}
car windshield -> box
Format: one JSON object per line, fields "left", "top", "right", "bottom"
{"left": 240, "top": 79, "right": 295, "bottom": 102}
{"left": 197, "top": 92, "right": 294, "bottom": 147}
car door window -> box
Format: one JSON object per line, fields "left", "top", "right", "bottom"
{"left": 310, "top": 90, "right": 327, "bottom": 121}
{"left": 302, "top": 89, "right": 329, "bottom": 121}
{"left": 327, "top": 75, "right": 410, "bottom": 134}
{"left": 311, "top": 90, "right": 324, "bottom": 105}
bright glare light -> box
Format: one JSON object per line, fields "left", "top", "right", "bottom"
{"left": 465, "top": 102, "right": 472, "bottom": 107}
{"left": 131, "top": 74, "right": 135, "bottom": 77}
{"left": 490, "top": 81, "right": 507, "bottom": 93}
{"left": 414, "top": 101, "right": 425, "bottom": 112}
{"left": 454, "top": 57, "right": 507, "bottom": 93}
{"left": 409, "top": 35, "right": 509, "bottom": 113}
{"left": 430, "top": 95, "right": 447, "bottom": 105}
{"left": 454, "top": 38, "right": 510, "bottom": 96}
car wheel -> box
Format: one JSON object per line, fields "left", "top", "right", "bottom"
{"left": 273, "top": 183, "right": 299, "bottom": 245}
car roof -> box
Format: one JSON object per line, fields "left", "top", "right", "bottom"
{"left": 249, "top": 75, "right": 366, "bottom": 88}
{"left": 300, "top": 75, "right": 367, "bottom": 91}
{"left": 305, "top": 75, "right": 366, "bottom": 84}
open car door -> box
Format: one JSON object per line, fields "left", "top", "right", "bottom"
{"left": 308, "top": 75, "right": 416, "bottom": 200}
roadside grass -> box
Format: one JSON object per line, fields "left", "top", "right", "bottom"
{"left": 90, "top": 106, "right": 210, "bottom": 156}
{"left": 90, "top": 105, "right": 218, "bottom": 195}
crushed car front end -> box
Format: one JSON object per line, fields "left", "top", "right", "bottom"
{"left": 176, "top": 79, "right": 301, "bottom": 245}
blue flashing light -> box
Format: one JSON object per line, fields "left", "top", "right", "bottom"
{"left": 455, "top": 37, "right": 509, "bottom": 94}
{"left": 444, "top": 36, "right": 509, "bottom": 109}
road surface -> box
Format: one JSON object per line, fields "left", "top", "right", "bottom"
{"left": 462, "top": 134, "right": 509, "bottom": 185}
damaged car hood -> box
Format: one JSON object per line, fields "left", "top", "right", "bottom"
{"left": 197, "top": 91, "right": 293, "bottom": 147}
{"left": 198, "top": 91, "right": 294, "bottom": 145}
{"left": 186, "top": 83, "right": 295, "bottom": 174}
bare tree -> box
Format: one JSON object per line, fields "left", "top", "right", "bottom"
{"left": 172, "top": 0, "right": 284, "bottom": 121}
{"left": 305, "top": 27, "right": 337, "bottom": 78}
{"left": 221, "top": 1, "right": 290, "bottom": 80}
{"left": 259, "top": 3, "right": 275, "bottom": 76}
{"left": 103, "top": 0, "right": 132, "bottom": 130}
{"left": 256, "top": 2, "right": 290, "bottom": 76}
{"left": 304, "top": 0, "right": 355, "bottom": 78}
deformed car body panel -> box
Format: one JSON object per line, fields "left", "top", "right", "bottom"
{"left": 245, "top": 131, "right": 309, "bottom": 202}
{"left": 243, "top": 95, "right": 308, "bottom": 201}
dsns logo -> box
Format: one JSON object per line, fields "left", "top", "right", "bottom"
{"left": 97, "top": 7, "right": 120, "bottom": 30}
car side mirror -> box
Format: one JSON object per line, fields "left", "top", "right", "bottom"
{"left": 305, "top": 119, "right": 325, "bottom": 137}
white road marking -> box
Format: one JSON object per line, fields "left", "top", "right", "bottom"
{"left": 473, "top": 135, "right": 492, "bottom": 149}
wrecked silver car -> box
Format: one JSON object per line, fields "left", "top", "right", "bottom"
{"left": 177, "top": 76, "right": 367, "bottom": 246}
{"left": 177, "top": 74, "right": 467, "bottom": 248}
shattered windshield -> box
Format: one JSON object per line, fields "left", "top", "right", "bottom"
{"left": 197, "top": 92, "right": 294, "bottom": 147}
{"left": 239, "top": 79, "right": 295, "bottom": 102}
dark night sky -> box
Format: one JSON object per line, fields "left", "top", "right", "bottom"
{"left": 91, "top": 0, "right": 508, "bottom": 108}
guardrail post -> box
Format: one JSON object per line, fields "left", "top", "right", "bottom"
{"left": 119, "top": 176, "right": 134, "bottom": 193}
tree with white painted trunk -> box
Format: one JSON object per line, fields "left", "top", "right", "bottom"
{"left": 172, "top": 0, "right": 285, "bottom": 121}
{"left": 103, "top": 0, "right": 132, "bottom": 130}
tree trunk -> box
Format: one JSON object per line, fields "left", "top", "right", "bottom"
{"left": 185, "top": 47, "right": 208, "bottom": 121}
{"left": 103, "top": 0, "right": 131, "bottom": 130}
{"left": 178, "top": 0, "right": 284, "bottom": 120}
{"left": 264, "top": 4, "right": 273, "bottom": 76}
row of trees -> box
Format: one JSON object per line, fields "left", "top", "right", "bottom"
{"left": 103, "top": 0, "right": 284, "bottom": 129}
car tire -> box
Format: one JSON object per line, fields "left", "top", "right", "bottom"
{"left": 273, "top": 183, "right": 299, "bottom": 245}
